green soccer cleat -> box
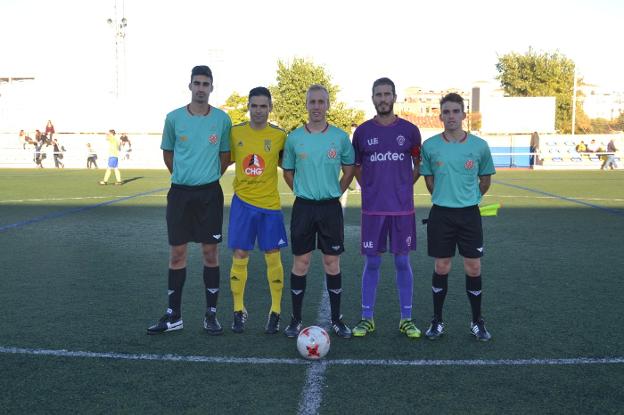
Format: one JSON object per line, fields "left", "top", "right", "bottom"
{"left": 352, "top": 319, "right": 375, "bottom": 337}
{"left": 399, "top": 319, "right": 421, "bottom": 339}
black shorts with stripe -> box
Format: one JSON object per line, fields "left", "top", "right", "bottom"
{"left": 290, "top": 197, "right": 344, "bottom": 256}
{"left": 426, "top": 204, "right": 483, "bottom": 258}
{"left": 166, "top": 181, "right": 224, "bottom": 246}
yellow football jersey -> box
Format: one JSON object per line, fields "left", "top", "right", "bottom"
{"left": 230, "top": 122, "right": 286, "bottom": 210}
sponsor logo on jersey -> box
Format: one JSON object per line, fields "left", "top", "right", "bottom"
{"left": 209, "top": 134, "right": 218, "bottom": 144}
{"left": 327, "top": 148, "right": 337, "bottom": 159}
{"left": 396, "top": 135, "right": 406, "bottom": 146}
{"left": 298, "top": 153, "right": 308, "bottom": 160}
{"left": 465, "top": 159, "right": 474, "bottom": 169}
{"left": 369, "top": 151, "right": 405, "bottom": 162}
{"left": 237, "top": 141, "right": 243, "bottom": 147}
{"left": 264, "top": 140, "right": 272, "bottom": 152}
{"left": 367, "top": 137, "right": 379, "bottom": 145}
{"left": 242, "top": 154, "right": 265, "bottom": 176}
{"left": 180, "top": 135, "right": 188, "bottom": 142}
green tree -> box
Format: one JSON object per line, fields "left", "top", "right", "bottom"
{"left": 270, "top": 58, "right": 364, "bottom": 132}
{"left": 223, "top": 91, "right": 248, "bottom": 125}
{"left": 610, "top": 112, "right": 624, "bottom": 132}
{"left": 496, "top": 48, "right": 587, "bottom": 133}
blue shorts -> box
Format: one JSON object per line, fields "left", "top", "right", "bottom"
{"left": 228, "top": 194, "right": 288, "bottom": 251}
{"left": 108, "top": 157, "right": 119, "bottom": 168}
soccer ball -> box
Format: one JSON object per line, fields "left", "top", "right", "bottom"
{"left": 297, "top": 326, "right": 330, "bottom": 360}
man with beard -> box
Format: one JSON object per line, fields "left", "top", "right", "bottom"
{"left": 351, "top": 77, "right": 423, "bottom": 339}
{"left": 147, "top": 65, "right": 232, "bottom": 335}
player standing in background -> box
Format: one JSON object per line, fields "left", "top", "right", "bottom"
{"left": 227, "top": 86, "right": 288, "bottom": 334}
{"left": 147, "top": 65, "right": 232, "bottom": 335}
{"left": 281, "top": 84, "right": 355, "bottom": 338}
{"left": 420, "top": 92, "right": 496, "bottom": 341}
{"left": 351, "top": 77, "right": 422, "bottom": 339}
{"left": 99, "top": 129, "right": 122, "bottom": 185}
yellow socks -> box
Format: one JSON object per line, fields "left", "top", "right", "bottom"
{"left": 265, "top": 251, "right": 284, "bottom": 314}
{"left": 230, "top": 256, "right": 248, "bottom": 312}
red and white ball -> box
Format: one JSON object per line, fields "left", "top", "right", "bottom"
{"left": 297, "top": 326, "right": 330, "bottom": 360}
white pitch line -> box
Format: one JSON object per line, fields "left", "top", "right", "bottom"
{"left": 3, "top": 193, "right": 622, "bottom": 205}
{"left": 1, "top": 346, "right": 622, "bottom": 367}
{"left": 296, "top": 191, "right": 350, "bottom": 415}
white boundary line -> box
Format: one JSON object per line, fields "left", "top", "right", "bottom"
{"left": 1, "top": 346, "right": 622, "bottom": 367}
{"left": 3, "top": 193, "right": 624, "bottom": 204}
{"left": 296, "top": 191, "right": 350, "bottom": 415}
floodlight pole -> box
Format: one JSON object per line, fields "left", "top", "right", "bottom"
{"left": 107, "top": 0, "right": 128, "bottom": 99}
{"left": 571, "top": 64, "right": 577, "bottom": 136}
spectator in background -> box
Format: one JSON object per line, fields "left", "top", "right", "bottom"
{"left": 52, "top": 138, "right": 65, "bottom": 168}
{"left": 45, "top": 120, "right": 55, "bottom": 141}
{"left": 119, "top": 133, "right": 132, "bottom": 160}
{"left": 529, "top": 131, "right": 540, "bottom": 167}
{"left": 87, "top": 143, "right": 98, "bottom": 169}
{"left": 20, "top": 130, "right": 36, "bottom": 149}
{"left": 34, "top": 132, "right": 48, "bottom": 168}
{"left": 587, "top": 139, "right": 599, "bottom": 153}
{"left": 575, "top": 140, "right": 587, "bottom": 153}
{"left": 601, "top": 138, "right": 618, "bottom": 170}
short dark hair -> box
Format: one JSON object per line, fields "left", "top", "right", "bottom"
{"left": 372, "top": 77, "right": 396, "bottom": 95}
{"left": 191, "top": 65, "right": 213, "bottom": 81}
{"left": 440, "top": 92, "right": 464, "bottom": 112}
{"left": 249, "top": 86, "right": 271, "bottom": 102}
{"left": 109, "top": 129, "right": 116, "bottom": 135}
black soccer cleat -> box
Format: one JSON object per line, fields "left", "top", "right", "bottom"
{"left": 147, "top": 313, "right": 183, "bottom": 335}
{"left": 284, "top": 316, "right": 302, "bottom": 338}
{"left": 331, "top": 316, "right": 352, "bottom": 338}
{"left": 425, "top": 317, "right": 446, "bottom": 340}
{"left": 231, "top": 309, "right": 248, "bottom": 334}
{"left": 470, "top": 318, "right": 492, "bottom": 342}
{"left": 203, "top": 310, "right": 224, "bottom": 335}
{"left": 265, "top": 312, "right": 280, "bottom": 334}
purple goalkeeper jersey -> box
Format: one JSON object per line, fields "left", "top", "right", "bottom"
{"left": 353, "top": 117, "right": 421, "bottom": 215}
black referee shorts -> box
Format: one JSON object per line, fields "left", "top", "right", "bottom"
{"left": 290, "top": 197, "right": 344, "bottom": 256}
{"left": 166, "top": 181, "right": 224, "bottom": 246}
{"left": 426, "top": 204, "right": 484, "bottom": 259}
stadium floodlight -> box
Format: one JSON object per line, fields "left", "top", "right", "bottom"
{"left": 107, "top": 0, "right": 128, "bottom": 99}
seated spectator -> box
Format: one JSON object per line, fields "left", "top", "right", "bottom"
{"left": 575, "top": 140, "right": 587, "bottom": 152}
{"left": 587, "top": 139, "right": 599, "bottom": 153}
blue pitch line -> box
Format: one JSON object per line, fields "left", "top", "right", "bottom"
{"left": 493, "top": 180, "right": 624, "bottom": 217}
{"left": 0, "top": 188, "right": 168, "bottom": 233}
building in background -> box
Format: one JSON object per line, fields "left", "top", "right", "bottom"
{"left": 579, "top": 84, "right": 624, "bottom": 120}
